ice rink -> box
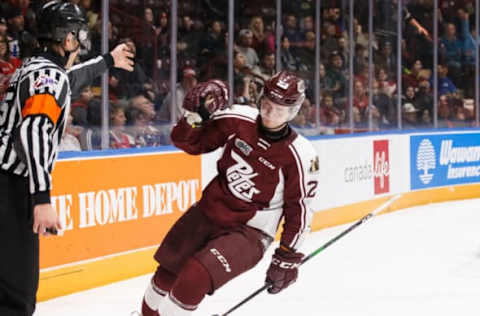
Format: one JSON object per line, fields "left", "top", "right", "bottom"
{"left": 36, "top": 198, "right": 480, "bottom": 316}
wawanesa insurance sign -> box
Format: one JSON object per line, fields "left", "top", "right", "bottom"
{"left": 410, "top": 133, "right": 480, "bottom": 190}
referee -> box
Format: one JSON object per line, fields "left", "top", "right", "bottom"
{"left": 0, "top": 1, "right": 133, "bottom": 315}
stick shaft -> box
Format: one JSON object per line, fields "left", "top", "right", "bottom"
{"left": 217, "top": 194, "right": 401, "bottom": 316}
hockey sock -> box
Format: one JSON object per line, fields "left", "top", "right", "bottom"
{"left": 142, "top": 266, "right": 177, "bottom": 316}
{"left": 157, "top": 294, "right": 194, "bottom": 316}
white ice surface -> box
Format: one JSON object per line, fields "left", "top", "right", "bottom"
{"left": 36, "top": 198, "right": 480, "bottom": 316}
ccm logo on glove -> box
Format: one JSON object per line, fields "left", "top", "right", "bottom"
{"left": 271, "top": 258, "right": 301, "bottom": 269}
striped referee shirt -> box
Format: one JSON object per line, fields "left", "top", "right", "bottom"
{"left": 0, "top": 50, "right": 113, "bottom": 205}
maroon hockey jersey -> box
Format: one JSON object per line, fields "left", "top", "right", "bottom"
{"left": 171, "top": 105, "right": 320, "bottom": 251}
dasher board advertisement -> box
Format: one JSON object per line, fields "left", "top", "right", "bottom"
{"left": 313, "top": 136, "right": 404, "bottom": 210}
{"left": 43, "top": 152, "right": 201, "bottom": 269}
{"left": 410, "top": 133, "right": 480, "bottom": 190}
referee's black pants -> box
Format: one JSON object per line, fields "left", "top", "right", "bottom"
{"left": 0, "top": 171, "right": 39, "bottom": 316}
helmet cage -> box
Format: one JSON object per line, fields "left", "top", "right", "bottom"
{"left": 54, "top": 23, "right": 89, "bottom": 48}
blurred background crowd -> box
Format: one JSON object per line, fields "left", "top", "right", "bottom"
{"left": 0, "top": 0, "right": 479, "bottom": 151}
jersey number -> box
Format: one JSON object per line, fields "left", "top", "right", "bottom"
{"left": 306, "top": 181, "right": 318, "bottom": 198}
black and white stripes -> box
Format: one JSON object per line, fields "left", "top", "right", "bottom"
{"left": 0, "top": 57, "right": 70, "bottom": 198}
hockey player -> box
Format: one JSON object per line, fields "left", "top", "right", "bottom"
{"left": 0, "top": 1, "right": 134, "bottom": 315}
{"left": 141, "top": 71, "right": 320, "bottom": 315}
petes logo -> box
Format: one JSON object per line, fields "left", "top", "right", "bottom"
{"left": 226, "top": 150, "right": 260, "bottom": 202}
{"left": 416, "top": 138, "right": 436, "bottom": 184}
{"left": 373, "top": 140, "right": 390, "bottom": 194}
{"left": 34, "top": 75, "right": 58, "bottom": 90}
{"left": 235, "top": 138, "right": 253, "bottom": 156}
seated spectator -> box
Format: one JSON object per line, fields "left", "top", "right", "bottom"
{"left": 353, "top": 79, "right": 369, "bottom": 121}
{"left": 79, "top": 0, "right": 99, "bottom": 29}
{"left": 0, "top": 17, "right": 6, "bottom": 37}
{"left": 372, "top": 80, "right": 395, "bottom": 128}
{"left": 177, "top": 15, "right": 201, "bottom": 60}
{"left": 377, "top": 67, "right": 397, "bottom": 97}
{"left": 403, "top": 59, "right": 429, "bottom": 89}
{"left": 4, "top": 3, "right": 36, "bottom": 59}
{"left": 249, "top": 16, "right": 267, "bottom": 56}
{"left": 322, "top": 22, "right": 339, "bottom": 59}
{"left": 354, "top": 44, "right": 368, "bottom": 74}
{"left": 441, "top": 22, "right": 463, "bottom": 87}
{"left": 257, "top": 52, "right": 276, "bottom": 81}
{"left": 156, "top": 11, "right": 169, "bottom": 48}
{"left": 354, "top": 18, "right": 371, "bottom": 49}
{"left": 159, "top": 67, "right": 198, "bottom": 121}
{"left": 127, "top": 106, "right": 165, "bottom": 147}
{"left": 299, "top": 15, "right": 314, "bottom": 41}
{"left": 199, "top": 20, "right": 226, "bottom": 63}
{"left": 319, "top": 93, "right": 342, "bottom": 126}
{"left": 59, "top": 114, "right": 82, "bottom": 152}
{"left": 458, "top": 9, "right": 475, "bottom": 98}
{"left": 280, "top": 35, "right": 300, "bottom": 72}
{"left": 110, "top": 38, "right": 149, "bottom": 100}
{"left": 401, "top": 102, "right": 420, "bottom": 129}
{"left": 375, "top": 41, "right": 396, "bottom": 75}
{"left": 415, "top": 80, "right": 434, "bottom": 124}
{"left": 352, "top": 79, "right": 381, "bottom": 129}
{"left": 403, "top": 86, "right": 417, "bottom": 110}
{"left": 290, "top": 98, "right": 329, "bottom": 136}
{"left": 437, "top": 94, "right": 466, "bottom": 128}
{"left": 431, "top": 64, "right": 456, "bottom": 97}
{"left": 130, "top": 94, "right": 156, "bottom": 123}
{"left": 283, "top": 13, "right": 302, "bottom": 45}
{"left": 295, "top": 31, "right": 316, "bottom": 73}
{"left": 327, "top": 51, "right": 347, "bottom": 105}
{"left": 110, "top": 103, "right": 135, "bottom": 149}
{"left": 234, "top": 76, "right": 259, "bottom": 107}
{"left": 233, "top": 51, "right": 255, "bottom": 85}
{"left": 318, "top": 63, "right": 336, "bottom": 96}
{"left": 71, "top": 85, "right": 95, "bottom": 126}
{"left": 235, "top": 29, "right": 260, "bottom": 71}
{"left": 0, "top": 33, "right": 21, "bottom": 100}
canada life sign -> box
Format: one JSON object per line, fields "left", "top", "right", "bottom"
{"left": 374, "top": 139, "right": 390, "bottom": 195}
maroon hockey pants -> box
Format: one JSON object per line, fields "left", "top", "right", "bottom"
{"left": 153, "top": 205, "right": 271, "bottom": 306}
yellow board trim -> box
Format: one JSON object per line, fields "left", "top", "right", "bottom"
{"left": 38, "top": 183, "right": 480, "bottom": 302}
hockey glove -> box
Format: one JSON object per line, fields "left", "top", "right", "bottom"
{"left": 265, "top": 246, "right": 304, "bottom": 294}
{"left": 183, "top": 79, "right": 229, "bottom": 123}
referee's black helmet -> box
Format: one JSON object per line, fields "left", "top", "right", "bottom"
{"left": 37, "top": 1, "right": 88, "bottom": 47}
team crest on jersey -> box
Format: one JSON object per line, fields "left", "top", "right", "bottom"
{"left": 235, "top": 138, "right": 253, "bottom": 156}
{"left": 33, "top": 75, "right": 57, "bottom": 90}
{"left": 226, "top": 150, "right": 260, "bottom": 202}
{"left": 309, "top": 156, "right": 320, "bottom": 173}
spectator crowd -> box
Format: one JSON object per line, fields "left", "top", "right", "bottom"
{"left": 0, "top": 0, "right": 478, "bottom": 151}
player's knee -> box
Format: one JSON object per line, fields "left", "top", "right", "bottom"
{"left": 170, "top": 257, "right": 212, "bottom": 307}
{"left": 153, "top": 265, "right": 177, "bottom": 292}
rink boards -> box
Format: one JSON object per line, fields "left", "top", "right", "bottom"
{"left": 38, "top": 128, "right": 480, "bottom": 301}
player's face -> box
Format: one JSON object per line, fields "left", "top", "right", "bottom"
{"left": 260, "top": 97, "right": 291, "bottom": 130}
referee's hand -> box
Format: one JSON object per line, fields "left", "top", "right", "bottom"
{"left": 33, "top": 204, "right": 62, "bottom": 236}
{"left": 110, "top": 43, "right": 135, "bottom": 72}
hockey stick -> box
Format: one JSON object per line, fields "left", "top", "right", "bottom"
{"left": 212, "top": 194, "right": 402, "bottom": 316}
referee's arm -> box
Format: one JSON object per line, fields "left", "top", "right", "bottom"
{"left": 67, "top": 44, "right": 134, "bottom": 100}
{"left": 18, "top": 91, "right": 65, "bottom": 205}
